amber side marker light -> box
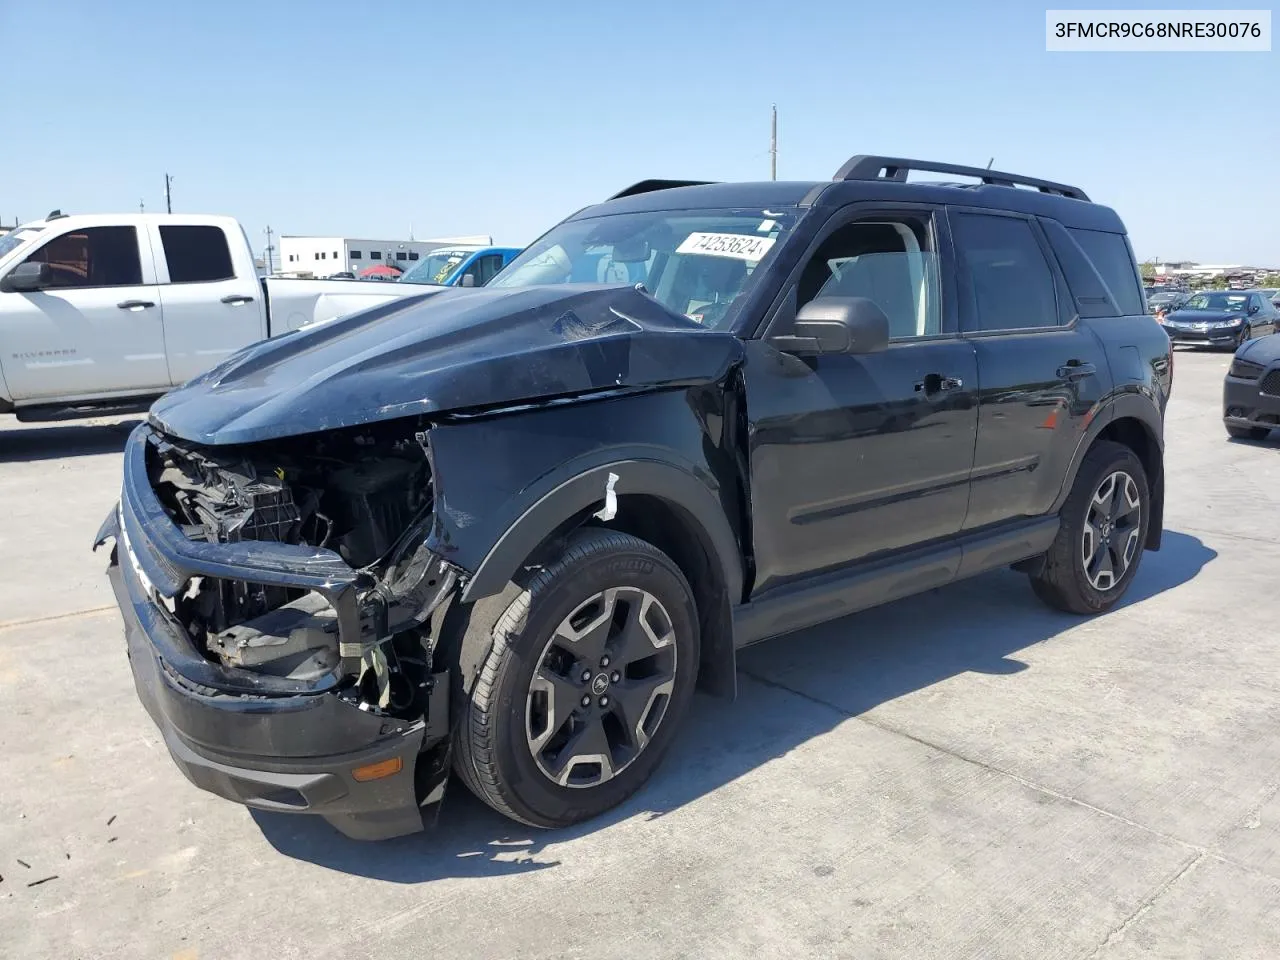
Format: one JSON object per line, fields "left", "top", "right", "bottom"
{"left": 351, "top": 757, "right": 403, "bottom": 782}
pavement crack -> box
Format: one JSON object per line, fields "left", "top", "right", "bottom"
{"left": 0, "top": 605, "right": 116, "bottom": 632}
{"left": 1079, "top": 851, "right": 1206, "bottom": 959}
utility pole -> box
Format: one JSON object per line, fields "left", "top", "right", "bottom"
{"left": 164, "top": 173, "right": 173, "bottom": 213}
{"left": 770, "top": 104, "right": 777, "bottom": 181}
{"left": 264, "top": 225, "right": 275, "bottom": 275}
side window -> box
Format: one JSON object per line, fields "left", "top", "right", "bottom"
{"left": 24, "top": 226, "right": 142, "bottom": 288}
{"left": 1066, "top": 228, "right": 1144, "bottom": 316}
{"left": 159, "top": 225, "right": 234, "bottom": 283}
{"left": 796, "top": 215, "right": 941, "bottom": 339}
{"left": 952, "top": 214, "right": 1057, "bottom": 331}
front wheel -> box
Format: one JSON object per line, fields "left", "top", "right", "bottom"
{"left": 452, "top": 528, "right": 700, "bottom": 827}
{"left": 1029, "top": 440, "right": 1150, "bottom": 614}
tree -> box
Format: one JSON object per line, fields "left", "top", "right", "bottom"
{"left": 1139, "top": 260, "right": 1157, "bottom": 281}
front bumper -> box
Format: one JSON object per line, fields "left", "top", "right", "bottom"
{"left": 1224, "top": 370, "right": 1280, "bottom": 433}
{"left": 1162, "top": 324, "right": 1241, "bottom": 347}
{"left": 99, "top": 425, "right": 451, "bottom": 841}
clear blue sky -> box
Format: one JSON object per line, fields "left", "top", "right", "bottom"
{"left": 2, "top": 0, "right": 1277, "bottom": 264}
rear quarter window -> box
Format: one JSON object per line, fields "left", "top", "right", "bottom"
{"left": 1066, "top": 228, "right": 1144, "bottom": 316}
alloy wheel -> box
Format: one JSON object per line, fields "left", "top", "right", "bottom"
{"left": 1082, "top": 470, "right": 1142, "bottom": 591}
{"left": 526, "top": 587, "right": 677, "bottom": 788}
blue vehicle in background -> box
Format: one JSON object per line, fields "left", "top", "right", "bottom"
{"left": 398, "top": 245, "right": 522, "bottom": 287}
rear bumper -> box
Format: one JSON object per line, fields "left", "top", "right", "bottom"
{"left": 1223, "top": 374, "right": 1280, "bottom": 431}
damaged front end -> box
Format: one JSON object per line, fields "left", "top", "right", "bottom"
{"left": 100, "top": 420, "right": 463, "bottom": 840}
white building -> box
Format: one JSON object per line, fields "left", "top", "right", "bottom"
{"left": 278, "top": 234, "right": 492, "bottom": 277}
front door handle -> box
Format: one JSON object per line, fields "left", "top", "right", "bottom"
{"left": 117, "top": 299, "right": 155, "bottom": 310}
{"left": 1057, "top": 361, "right": 1097, "bottom": 381}
{"left": 915, "top": 373, "right": 965, "bottom": 394}
{"left": 221, "top": 294, "right": 255, "bottom": 305}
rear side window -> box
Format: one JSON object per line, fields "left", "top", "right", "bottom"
{"left": 1067, "top": 228, "right": 1144, "bottom": 316}
{"left": 25, "top": 226, "right": 142, "bottom": 287}
{"left": 951, "top": 213, "right": 1057, "bottom": 331}
{"left": 160, "top": 225, "right": 234, "bottom": 283}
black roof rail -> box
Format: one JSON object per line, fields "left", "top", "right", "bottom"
{"left": 608, "top": 179, "right": 715, "bottom": 200}
{"left": 833, "top": 155, "right": 1089, "bottom": 201}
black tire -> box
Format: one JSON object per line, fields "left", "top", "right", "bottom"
{"left": 1029, "top": 440, "right": 1150, "bottom": 615}
{"left": 451, "top": 528, "right": 700, "bottom": 827}
{"left": 1226, "top": 423, "right": 1271, "bottom": 441}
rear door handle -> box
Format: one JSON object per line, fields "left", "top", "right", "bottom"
{"left": 221, "top": 294, "right": 255, "bottom": 305}
{"left": 1057, "top": 361, "right": 1097, "bottom": 381}
{"left": 915, "top": 373, "right": 965, "bottom": 394}
{"left": 117, "top": 299, "right": 155, "bottom": 310}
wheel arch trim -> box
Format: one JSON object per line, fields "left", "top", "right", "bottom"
{"left": 1053, "top": 394, "right": 1164, "bottom": 549}
{"left": 461, "top": 459, "right": 745, "bottom": 608}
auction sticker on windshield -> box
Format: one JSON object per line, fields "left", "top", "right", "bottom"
{"left": 676, "top": 232, "right": 776, "bottom": 262}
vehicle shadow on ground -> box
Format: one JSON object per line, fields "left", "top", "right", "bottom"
{"left": 253, "top": 529, "right": 1215, "bottom": 883}
{"left": 0, "top": 419, "right": 140, "bottom": 463}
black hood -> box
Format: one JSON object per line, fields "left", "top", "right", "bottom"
{"left": 149, "top": 285, "right": 744, "bottom": 445}
{"left": 1163, "top": 309, "right": 1245, "bottom": 325}
{"left": 1237, "top": 331, "right": 1280, "bottom": 363}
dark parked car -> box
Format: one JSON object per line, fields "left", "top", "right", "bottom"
{"left": 1223, "top": 332, "right": 1280, "bottom": 440}
{"left": 1146, "top": 289, "right": 1187, "bottom": 313}
{"left": 95, "top": 155, "right": 1172, "bottom": 840}
{"left": 1159, "top": 290, "right": 1280, "bottom": 349}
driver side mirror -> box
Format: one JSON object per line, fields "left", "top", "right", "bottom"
{"left": 768, "top": 297, "right": 890, "bottom": 357}
{"left": 459, "top": 273, "right": 477, "bottom": 288}
{"left": 1248, "top": 304, "right": 1260, "bottom": 315}
{"left": 0, "top": 261, "right": 52, "bottom": 293}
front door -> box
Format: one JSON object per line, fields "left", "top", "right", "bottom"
{"left": 745, "top": 207, "right": 979, "bottom": 596}
{"left": 0, "top": 224, "right": 168, "bottom": 401}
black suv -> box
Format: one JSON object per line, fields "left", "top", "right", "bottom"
{"left": 96, "top": 155, "right": 1172, "bottom": 840}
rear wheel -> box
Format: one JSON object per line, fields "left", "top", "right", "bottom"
{"left": 1226, "top": 423, "right": 1271, "bottom": 441}
{"left": 1029, "top": 441, "right": 1149, "bottom": 614}
{"left": 452, "top": 529, "right": 700, "bottom": 827}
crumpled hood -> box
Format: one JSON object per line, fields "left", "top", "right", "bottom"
{"left": 150, "top": 285, "right": 743, "bottom": 445}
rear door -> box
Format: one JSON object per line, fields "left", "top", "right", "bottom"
{"left": 948, "top": 209, "right": 1110, "bottom": 529}
{"left": 0, "top": 223, "right": 167, "bottom": 401}
{"left": 150, "top": 220, "right": 264, "bottom": 385}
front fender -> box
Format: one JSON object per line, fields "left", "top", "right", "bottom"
{"left": 461, "top": 458, "right": 744, "bottom": 605}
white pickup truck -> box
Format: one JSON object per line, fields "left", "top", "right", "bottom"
{"left": 0, "top": 212, "right": 438, "bottom": 422}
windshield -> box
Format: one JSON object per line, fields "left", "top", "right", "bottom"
{"left": 1186, "top": 292, "right": 1249, "bottom": 312}
{"left": 489, "top": 207, "right": 798, "bottom": 329}
{"left": 399, "top": 250, "right": 474, "bottom": 285}
{"left": 0, "top": 227, "right": 44, "bottom": 261}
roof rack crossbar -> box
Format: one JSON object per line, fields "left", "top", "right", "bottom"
{"left": 833, "top": 155, "right": 1089, "bottom": 201}
{"left": 607, "top": 179, "right": 716, "bottom": 200}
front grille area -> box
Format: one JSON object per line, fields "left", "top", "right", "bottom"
{"left": 1260, "top": 370, "right": 1280, "bottom": 397}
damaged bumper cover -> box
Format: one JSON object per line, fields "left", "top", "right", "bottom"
{"left": 98, "top": 425, "right": 457, "bottom": 840}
